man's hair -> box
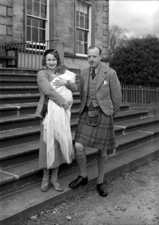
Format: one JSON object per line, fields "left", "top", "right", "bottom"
{"left": 87, "top": 46, "right": 102, "bottom": 55}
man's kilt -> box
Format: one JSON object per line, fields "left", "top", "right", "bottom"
{"left": 74, "top": 108, "right": 116, "bottom": 153}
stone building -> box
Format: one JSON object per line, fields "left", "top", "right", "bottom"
{"left": 0, "top": 0, "right": 109, "bottom": 70}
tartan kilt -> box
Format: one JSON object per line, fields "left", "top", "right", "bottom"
{"left": 74, "top": 109, "right": 116, "bottom": 153}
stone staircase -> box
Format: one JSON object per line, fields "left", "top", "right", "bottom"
{"left": 1, "top": 68, "right": 159, "bottom": 225}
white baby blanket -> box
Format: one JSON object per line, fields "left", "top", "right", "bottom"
{"left": 43, "top": 70, "right": 76, "bottom": 168}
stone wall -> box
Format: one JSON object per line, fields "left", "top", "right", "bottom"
{"left": 53, "top": 0, "right": 75, "bottom": 54}
{"left": 94, "top": 0, "right": 109, "bottom": 60}
{"left": 0, "top": 0, "right": 24, "bottom": 43}
{"left": 53, "top": 0, "right": 109, "bottom": 59}
{"left": 0, "top": 0, "right": 13, "bottom": 42}
{"left": 12, "top": 0, "right": 25, "bottom": 42}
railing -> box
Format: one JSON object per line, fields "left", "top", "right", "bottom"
{"left": 122, "top": 84, "right": 159, "bottom": 105}
{"left": 0, "top": 40, "right": 62, "bottom": 69}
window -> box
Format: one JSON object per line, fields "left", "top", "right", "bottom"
{"left": 26, "top": 0, "right": 47, "bottom": 47}
{"left": 76, "top": 1, "right": 91, "bottom": 55}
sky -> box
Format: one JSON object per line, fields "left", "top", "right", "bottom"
{"left": 109, "top": 0, "right": 159, "bottom": 38}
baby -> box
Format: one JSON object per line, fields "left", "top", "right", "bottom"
{"left": 52, "top": 65, "right": 76, "bottom": 108}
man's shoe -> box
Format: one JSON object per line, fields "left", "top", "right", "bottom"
{"left": 69, "top": 176, "right": 88, "bottom": 189}
{"left": 96, "top": 183, "right": 108, "bottom": 197}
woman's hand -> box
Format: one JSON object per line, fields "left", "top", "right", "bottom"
{"left": 54, "top": 77, "right": 67, "bottom": 88}
{"left": 63, "top": 100, "right": 70, "bottom": 110}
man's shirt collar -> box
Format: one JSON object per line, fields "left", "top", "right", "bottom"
{"left": 90, "top": 63, "right": 102, "bottom": 75}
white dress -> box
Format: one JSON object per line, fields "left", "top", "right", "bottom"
{"left": 43, "top": 70, "right": 76, "bottom": 168}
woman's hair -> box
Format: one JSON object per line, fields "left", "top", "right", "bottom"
{"left": 42, "top": 49, "right": 61, "bottom": 67}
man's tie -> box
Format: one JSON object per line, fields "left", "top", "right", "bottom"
{"left": 91, "top": 69, "right": 96, "bottom": 79}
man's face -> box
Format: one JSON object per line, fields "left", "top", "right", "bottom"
{"left": 87, "top": 47, "right": 102, "bottom": 68}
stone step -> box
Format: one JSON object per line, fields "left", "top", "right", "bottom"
{"left": 114, "top": 109, "right": 148, "bottom": 123}
{"left": 115, "top": 116, "right": 159, "bottom": 134}
{"left": 0, "top": 102, "right": 80, "bottom": 118}
{"left": 0, "top": 110, "right": 155, "bottom": 147}
{"left": 0, "top": 110, "right": 149, "bottom": 134}
{"left": 0, "top": 103, "right": 38, "bottom": 117}
{"left": 115, "top": 124, "right": 159, "bottom": 153}
{"left": 1, "top": 125, "right": 159, "bottom": 198}
{"left": 0, "top": 86, "right": 39, "bottom": 95}
{"left": 0, "top": 126, "right": 40, "bottom": 148}
{"left": 0, "top": 94, "right": 40, "bottom": 104}
{"left": 0, "top": 147, "right": 98, "bottom": 198}
{"left": 0, "top": 114, "right": 75, "bottom": 132}
{"left": 114, "top": 115, "right": 159, "bottom": 136}
{"left": 0, "top": 92, "right": 81, "bottom": 105}
{"left": 0, "top": 68, "right": 37, "bottom": 75}
{"left": 0, "top": 101, "right": 129, "bottom": 118}
{"left": 0, "top": 137, "right": 159, "bottom": 225}
{"left": 119, "top": 104, "right": 129, "bottom": 111}
{"left": 0, "top": 119, "right": 78, "bottom": 148}
{"left": 0, "top": 79, "right": 37, "bottom": 86}
{"left": 0, "top": 73, "right": 36, "bottom": 81}
{"left": 0, "top": 141, "right": 39, "bottom": 168}
{"left": 0, "top": 132, "right": 97, "bottom": 169}
{"left": 0, "top": 114, "right": 40, "bottom": 131}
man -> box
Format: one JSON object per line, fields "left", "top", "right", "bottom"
{"left": 69, "top": 46, "right": 122, "bottom": 197}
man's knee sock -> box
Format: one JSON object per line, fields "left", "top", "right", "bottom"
{"left": 97, "top": 153, "right": 107, "bottom": 184}
{"left": 75, "top": 150, "right": 87, "bottom": 178}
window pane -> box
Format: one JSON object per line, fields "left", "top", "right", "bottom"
{"left": 27, "top": 0, "right": 32, "bottom": 14}
{"left": 39, "top": 19, "right": 45, "bottom": 28}
{"left": 39, "top": 29, "right": 45, "bottom": 42}
{"left": 85, "top": 16, "right": 89, "bottom": 29}
{"left": 84, "top": 31, "right": 87, "bottom": 42}
{"left": 26, "top": 0, "right": 47, "bottom": 44}
{"left": 27, "top": 17, "right": 31, "bottom": 26}
{"left": 84, "top": 42, "right": 87, "bottom": 54}
{"left": 79, "top": 30, "right": 83, "bottom": 41}
{"left": 34, "top": 1, "right": 40, "bottom": 16}
{"left": 79, "top": 42, "right": 83, "bottom": 54}
{"left": 76, "top": 29, "right": 79, "bottom": 40}
{"left": 32, "top": 27, "right": 38, "bottom": 42}
{"left": 27, "top": 27, "right": 31, "bottom": 41}
{"left": 80, "top": 12, "right": 84, "bottom": 28}
{"left": 41, "top": 3, "right": 47, "bottom": 18}
{"left": 76, "top": 11, "right": 79, "bottom": 27}
{"left": 32, "top": 18, "right": 39, "bottom": 27}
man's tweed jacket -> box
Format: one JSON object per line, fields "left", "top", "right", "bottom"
{"left": 79, "top": 64, "right": 122, "bottom": 116}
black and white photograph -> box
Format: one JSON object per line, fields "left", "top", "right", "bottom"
{"left": 0, "top": 0, "right": 159, "bottom": 224}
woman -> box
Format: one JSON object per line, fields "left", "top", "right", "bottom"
{"left": 35, "top": 49, "right": 78, "bottom": 192}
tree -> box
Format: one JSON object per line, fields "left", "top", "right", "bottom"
{"left": 109, "top": 25, "right": 128, "bottom": 60}
{"left": 110, "top": 35, "right": 159, "bottom": 86}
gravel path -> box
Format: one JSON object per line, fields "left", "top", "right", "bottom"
{"left": 25, "top": 158, "right": 159, "bottom": 225}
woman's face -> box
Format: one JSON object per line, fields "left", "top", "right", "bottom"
{"left": 45, "top": 53, "right": 57, "bottom": 71}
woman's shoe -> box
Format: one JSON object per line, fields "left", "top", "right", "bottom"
{"left": 50, "top": 180, "right": 63, "bottom": 192}
{"left": 41, "top": 180, "right": 49, "bottom": 192}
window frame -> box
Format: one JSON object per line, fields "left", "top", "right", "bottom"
{"left": 25, "top": 0, "right": 49, "bottom": 51}
{"left": 75, "top": 0, "right": 92, "bottom": 57}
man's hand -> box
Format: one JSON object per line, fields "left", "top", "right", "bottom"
{"left": 54, "top": 77, "right": 67, "bottom": 88}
